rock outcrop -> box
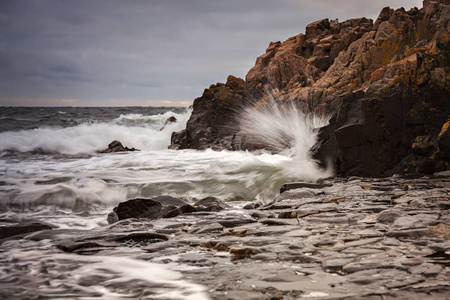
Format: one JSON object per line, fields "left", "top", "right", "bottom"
{"left": 170, "top": 0, "right": 450, "bottom": 177}
{"left": 170, "top": 75, "right": 246, "bottom": 150}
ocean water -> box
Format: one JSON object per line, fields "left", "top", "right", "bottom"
{"left": 0, "top": 106, "right": 329, "bottom": 299}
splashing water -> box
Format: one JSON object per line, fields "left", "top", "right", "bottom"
{"left": 240, "top": 100, "right": 333, "bottom": 181}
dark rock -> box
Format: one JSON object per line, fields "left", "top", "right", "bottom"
{"left": 0, "top": 221, "right": 54, "bottom": 240}
{"left": 100, "top": 140, "right": 139, "bottom": 153}
{"left": 108, "top": 196, "right": 192, "bottom": 223}
{"left": 217, "top": 218, "right": 257, "bottom": 228}
{"left": 160, "top": 116, "right": 177, "bottom": 131}
{"left": 243, "top": 202, "right": 260, "bottom": 210}
{"left": 194, "top": 197, "right": 230, "bottom": 212}
{"left": 57, "top": 241, "right": 115, "bottom": 253}
{"left": 107, "top": 198, "right": 163, "bottom": 224}
{"left": 108, "top": 232, "right": 169, "bottom": 243}
{"left": 169, "top": 75, "right": 246, "bottom": 150}
{"left": 280, "top": 182, "right": 332, "bottom": 193}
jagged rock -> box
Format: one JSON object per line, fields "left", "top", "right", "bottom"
{"left": 100, "top": 140, "right": 138, "bottom": 153}
{"left": 169, "top": 75, "right": 246, "bottom": 150}
{"left": 160, "top": 116, "right": 177, "bottom": 131}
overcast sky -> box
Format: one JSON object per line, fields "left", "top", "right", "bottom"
{"left": 0, "top": 0, "right": 423, "bottom": 107}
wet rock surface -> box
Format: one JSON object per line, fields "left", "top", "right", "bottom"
{"left": 8, "top": 175, "right": 446, "bottom": 299}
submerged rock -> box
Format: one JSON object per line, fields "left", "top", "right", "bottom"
{"left": 0, "top": 221, "right": 54, "bottom": 240}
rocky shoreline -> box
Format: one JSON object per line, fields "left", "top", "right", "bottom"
{"left": 2, "top": 173, "right": 449, "bottom": 299}
{"left": 170, "top": 0, "right": 450, "bottom": 178}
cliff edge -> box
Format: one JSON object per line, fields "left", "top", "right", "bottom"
{"left": 170, "top": 0, "right": 450, "bottom": 177}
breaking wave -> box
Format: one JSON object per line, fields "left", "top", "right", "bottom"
{"left": 240, "top": 101, "right": 333, "bottom": 181}
{"left": 0, "top": 110, "right": 190, "bottom": 155}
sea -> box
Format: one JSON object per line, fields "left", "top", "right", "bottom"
{"left": 0, "top": 106, "right": 329, "bottom": 299}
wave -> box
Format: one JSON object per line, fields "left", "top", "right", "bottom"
{"left": 240, "top": 101, "right": 333, "bottom": 181}
{"left": 0, "top": 110, "right": 190, "bottom": 155}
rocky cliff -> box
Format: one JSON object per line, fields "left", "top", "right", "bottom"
{"left": 170, "top": 0, "right": 450, "bottom": 177}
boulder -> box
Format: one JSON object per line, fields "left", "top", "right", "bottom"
{"left": 107, "top": 196, "right": 194, "bottom": 224}
{"left": 100, "top": 140, "right": 138, "bottom": 153}
{"left": 108, "top": 198, "right": 163, "bottom": 224}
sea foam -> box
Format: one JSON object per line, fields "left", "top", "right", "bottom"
{"left": 0, "top": 110, "right": 190, "bottom": 155}
{"left": 240, "top": 100, "right": 332, "bottom": 181}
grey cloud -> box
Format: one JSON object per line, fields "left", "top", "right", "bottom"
{"left": 0, "top": 0, "right": 423, "bottom": 106}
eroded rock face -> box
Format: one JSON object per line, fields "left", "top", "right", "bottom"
{"left": 169, "top": 75, "right": 246, "bottom": 151}
{"left": 170, "top": 0, "right": 450, "bottom": 177}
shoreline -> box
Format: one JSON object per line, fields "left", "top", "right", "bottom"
{"left": 1, "top": 173, "right": 449, "bottom": 299}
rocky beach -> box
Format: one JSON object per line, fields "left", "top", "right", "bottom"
{"left": 2, "top": 174, "right": 449, "bottom": 299}
{"left": 1, "top": 0, "right": 449, "bottom": 299}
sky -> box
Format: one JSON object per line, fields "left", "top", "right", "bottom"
{"left": 0, "top": 0, "right": 423, "bottom": 107}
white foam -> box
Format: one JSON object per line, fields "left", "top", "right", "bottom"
{"left": 0, "top": 110, "right": 190, "bottom": 154}
{"left": 240, "top": 101, "right": 333, "bottom": 181}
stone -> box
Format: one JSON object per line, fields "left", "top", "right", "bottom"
{"left": 280, "top": 182, "right": 332, "bottom": 193}
{"left": 108, "top": 196, "right": 195, "bottom": 223}
{"left": 194, "top": 197, "right": 230, "bottom": 212}
{"left": 0, "top": 221, "right": 54, "bottom": 240}
{"left": 229, "top": 247, "right": 261, "bottom": 258}
{"left": 100, "top": 140, "right": 138, "bottom": 153}
{"left": 57, "top": 241, "right": 115, "bottom": 253}
{"left": 108, "top": 198, "right": 163, "bottom": 224}
{"left": 376, "top": 209, "right": 403, "bottom": 224}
